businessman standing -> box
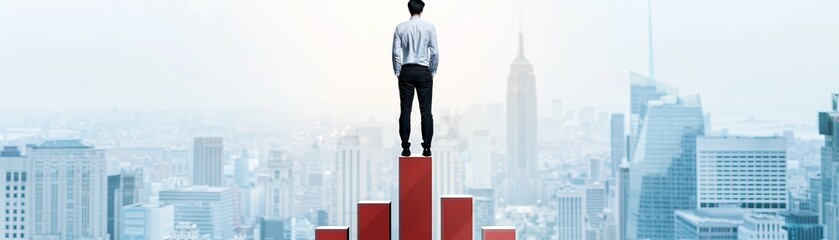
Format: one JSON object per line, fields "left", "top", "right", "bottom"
{"left": 393, "top": 0, "right": 438, "bottom": 157}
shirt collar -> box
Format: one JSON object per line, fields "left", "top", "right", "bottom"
{"left": 410, "top": 16, "right": 420, "bottom": 20}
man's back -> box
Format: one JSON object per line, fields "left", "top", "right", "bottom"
{"left": 392, "top": 16, "right": 438, "bottom": 76}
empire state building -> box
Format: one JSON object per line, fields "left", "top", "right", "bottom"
{"left": 505, "top": 31, "right": 538, "bottom": 206}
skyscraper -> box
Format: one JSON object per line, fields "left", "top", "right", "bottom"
{"left": 585, "top": 181, "right": 606, "bottom": 235}
{"left": 108, "top": 168, "right": 145, "bottom": 240}
{"left": 468, "top": 187, "right": 494, "bottom": 240}
{"left": 627, "top": 95, "right": 704, "bottom": 240}
{"left": 819, "top": 93, "right": 839, "bottom": 240}
{"left": 122, "top": 203, "right": 175, "bottom": 240}
{"left": 159, "top": 186, "right": 236, "bottom": 240}
{"left": 696, "top": 136, "right": 788, "bottom": 209}
{"left": 27, "top": 140, "right": 109, "bottom": 239}
{"left": 780, "top": 210, "right": 823, "bottom": 240}
{"left": 329, "top": 135, "right": 375, "bottom": 238}
{"left": 433, "top": 138, "right": 463, "bottom": 240}
{"left": 0, "top": 146, "right": 26, "bottom": 239}
{"left": 505, "top": 30, "right": 538, "bottom": 206}
{"left": 264, "top": 149, "right": 293, "bottom": 219}
{"left": 588, "top": 158, "right": 602, "bottom": 181}
{"left": 468, "top": 130, "right": 492, "bottom": 187}
{"left": 610, "top": 114, "right": 625, "bottom": 177}
{"left": 628, "top": 72, "right": 677, "bottom": 161}
{"left": 557, "top": 187, "right": 585, "bottom": 240}
{"left": 618, "top": 161, "right": 629, "bottom": 240}
{"left": 235, "top": 149, "right": 250, "bottom": 188}
{"left": 193, "top": 137, "right": 224, "bottom": 186}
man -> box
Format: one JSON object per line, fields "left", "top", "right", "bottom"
{"left": 392, "top": 0, "right": 438, "bottom": 157}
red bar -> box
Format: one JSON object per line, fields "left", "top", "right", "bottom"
{"left": 316, "top": 226, "right": 349, "bottom": 240}
{"left": 400, "top": 156, "right": 432, "bottom": 240}
{"left": 358, "top": 201, "right": 391, "bottom": 240}
{"left": 441, "top": 195, "right": 473, "bottom": 240}
{"left": 482, "top": 226, "right": 516, "bottom": 240}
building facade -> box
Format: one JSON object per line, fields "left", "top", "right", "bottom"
{"left": 780, "top": 210, "right": 823, "bottom": 240}
{"left": 159, "top": 186, "right": 236, "bottom": 240}
{"left": 27, "top": 140, "right": 109, "bottom": 239}
{"left": 121, "top": 203, "right": 174, "bottom": 240}
{"left": 264, "top": 149, "right": 293, "bottom": 219}
{"left": 627, "top": 95, "right": 704, "bottom": 240}
{"left": 696, "top": 136, "right": 788, "bottom": 210}
{"left": 557, "top": 188, "right": 586, "bottom": 240}
{"left": 193, "top": 137, "right": 224, "bottom": 186}
{"left": 737, "top": 213, "right": 787, "bottom": 240}
{"left": 0, "top": 146, "right": 26, "bottom": 239}
{"left": 674, "top": 208, "right": 747, "bottom": 240}
{"left": 820, "top": 93, "right": 839, "bottom": 240}
{"left": 108, "top": 168, "right": 145, "bottom": 240}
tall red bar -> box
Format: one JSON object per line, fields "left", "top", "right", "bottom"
{"left": 316, "top": 226, "right": 349, "bottom": 240}
{"left": 358, "top": 201, "right": 391, "bottom": 240}
{"left": 482, "top": 226, "right": 516, "bottom": 240}
{"left": 399, "top": 156, "right": 432, "bottom": 240}
{"left": 441, "top": 195, "right": 473, "bottom": 240}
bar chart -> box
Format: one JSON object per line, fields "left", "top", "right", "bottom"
{"left": 316, "top": 156, "right": 516, "bottom": 240}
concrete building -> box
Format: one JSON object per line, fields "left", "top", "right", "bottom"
{"left": 0, "top": 146, "right": 26, "bottom": 239}
{"left": 674, "top": 208, "right": 749, "bottom": 240}
{"left": 27, "top": 140, "right": 109, "bottom": 239}
{"left": 193, "top": 137, "right": 224, "bottom": 186}
{"left": 557, "top": 187, "right": 586, "bottom": 240}
{"left": 696, "top": 136, "right": 788, "bottom": 210}
{"left": 264, "top": 149, "right": 293, "bottom": 219}
{"left": 737, "top": 213, "right": 787, "bottom": 240}
{"left": 159, "top": 186, "right": 236, "bottom": 240}
{"left": 121, "top": 203, "right": 174, "bottom": 240}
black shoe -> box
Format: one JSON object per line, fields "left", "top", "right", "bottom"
{"left": 401, "top": 148, "right": 411, "bottom": 157}
{"left": 422, "top": 148, "right": 431, "bottom": 157}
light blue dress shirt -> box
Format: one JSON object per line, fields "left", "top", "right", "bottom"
{"left": 392, "top": 16, "right": 439, "bottom": 77}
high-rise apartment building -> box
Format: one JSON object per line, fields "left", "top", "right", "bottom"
{"left": 27, "top": 140, "right": 109, "bottom": 239}
{"left": 193, "top": 137, "right": 223, "bottom": 186}
{"left": 0, "top": 146, "right": 26, "bottom": 239}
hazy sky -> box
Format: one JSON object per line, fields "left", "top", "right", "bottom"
{"left": 1, "top": 0, "right": 838, "bottom": 127}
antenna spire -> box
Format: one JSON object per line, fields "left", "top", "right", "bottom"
{"left": 518, "top": 9, "right": 524, "bottom": 59}
{"left": 648, "top": 0, "right": 655, "bottom": 80}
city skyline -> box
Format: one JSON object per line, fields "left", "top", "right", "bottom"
{"left": 0, "top": 0, "right": 836, "bottom": 131}
{"left": 0, "top": 1, "right": 837, "bottom": 240}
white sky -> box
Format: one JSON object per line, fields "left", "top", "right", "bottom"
{"left": 1, "top": 0, "right": 838, "bottom": 127}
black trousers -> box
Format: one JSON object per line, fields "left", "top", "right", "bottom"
{"left": 398, "top": 64, "right": 433, "bottom": 149}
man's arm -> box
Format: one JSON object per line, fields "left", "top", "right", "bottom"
{"left": 428, "top": 25, "right": 439, "bottom": 76}
{"left": 392, "top": 29, "right": 403, "bottom": 77}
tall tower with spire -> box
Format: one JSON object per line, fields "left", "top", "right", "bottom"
{"left": 505, "top": 27, "right": 539, "bottom": 206}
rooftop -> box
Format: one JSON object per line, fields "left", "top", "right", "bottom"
{"left": 161, "top": 185, "right": 232, "bottom": 193}
{"left": 675, "top": 208, "right": 752, "bottom": 225}
{"left": 32, "top": 140, "right": 93, "bottom": 149}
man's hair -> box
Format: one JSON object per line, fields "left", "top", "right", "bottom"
{"left": 408, "top": 0, "right": 424, "bottom": 15}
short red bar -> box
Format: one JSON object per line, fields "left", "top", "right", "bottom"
{"left": 482, "top": 226, "right": 516, "bottom": 240}
{"left": 400, "top": 156, "right": 432, "bottom": 240}
{"left": 441, "top": 195, "right": 473, "bottom": 240}
{"left": 358, "top": 201, "right": 391, "bottom": 240}
{"left": 316, "top": 226, "right": 349, "bottom": 240}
